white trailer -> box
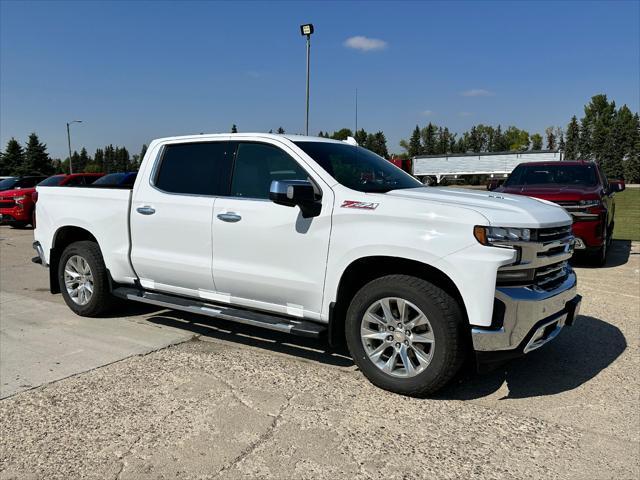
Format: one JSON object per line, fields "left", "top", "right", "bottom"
{"left": 413, "top": 150, "right": 562, "bottom": 184}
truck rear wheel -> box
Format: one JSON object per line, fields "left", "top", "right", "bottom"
{"left": 345, "top": 275, "right": 466, "bottom": 396}
{"left": 58, "top": 241, "right": 115, "bottom": 316}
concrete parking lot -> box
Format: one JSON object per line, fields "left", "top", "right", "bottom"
{"left": 1, "top": 225, "right": 638, "bottom": 479}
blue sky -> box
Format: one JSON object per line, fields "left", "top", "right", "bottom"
{"left": 1, "top": 0, "right": 638, "bottom": 159}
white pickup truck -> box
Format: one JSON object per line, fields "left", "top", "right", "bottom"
{"left": 33, "top": 133, "right": 581, "bottom": 396}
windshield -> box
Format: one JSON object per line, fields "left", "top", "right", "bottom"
{"left": 293, "top": 141, "right": 421, "bottom": 193}
{"left": 505, "top": 164, "right": 599, "bottom": 187}
{"left": 38, "top": 175, "right": 65, "bottom": 186}
{"left": 0, "top": 178, "right": 18, "bottom": 190}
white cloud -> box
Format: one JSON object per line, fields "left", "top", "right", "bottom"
{"left": 460, "top": 89, "right": 494, "bottom": 97}
{"left": 421, "top": 110, "right": 434, "bottom": 116}
{"left": 458, "top": 111, "right": 473, "bottom": 117}
{"left": 344, "top": 36, "right": 388, "bottom": 52}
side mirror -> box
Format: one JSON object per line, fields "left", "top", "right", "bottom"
{"left": 608, "top": 179, "right": 625, "bottom": 193}
{"left": 269, "top": 180, "right": 321, "bottom": 218}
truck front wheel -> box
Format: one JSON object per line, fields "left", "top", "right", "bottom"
{"left": 345, "top": 275, "right": 467, "bottom": 396}
{"left": 58, "top": 241, "right": 115, "bottom": 317}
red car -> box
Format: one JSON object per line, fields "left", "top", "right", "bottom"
{"left": 493, "top": 160, "right": 625, "bottom": 266}
{"left": 0, "top": 173, "right": 104, "bottom": 228}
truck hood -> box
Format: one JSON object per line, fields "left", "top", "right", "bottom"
{"left": 496, "top": 184, "right": 601, "bottom": 202}
{"left": 385, "top": 187, "right": 571, "bottom": 228}
{"left": 0, "top": 187, "right": 35, "bottom": 198}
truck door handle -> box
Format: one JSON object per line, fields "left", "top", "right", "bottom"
{"left": 217, "top": 212, "right": 241, "bottom": 223}
{"left": 136, "top": 206, "right": 156, "bottom": 215}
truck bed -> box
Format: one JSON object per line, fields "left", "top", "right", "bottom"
{"left": 34, "top": 186, "right": 136, "bottom": 283}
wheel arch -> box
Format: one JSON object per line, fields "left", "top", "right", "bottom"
{"left": 48, "top": 225, "right": 99, "bottom": 294}
{"left": 328, "top": 256, "right": 468, "bottom": 347}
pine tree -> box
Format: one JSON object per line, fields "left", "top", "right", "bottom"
{"left": 2, "top": 138, "right": 25, "bottom": 175}
{"left": 421, "top": 123, "right": 437, "bottom": 155}
{"left": 556, "top": 127, "right": 565, "bottom": 152}
{"left": 22, "top": 133, "right": 53, "bottom": 175}
{"left": 564, "top": 116, "right": 580, "bottom": 160}
{"left": 407, "top": 125, "right": 422, "bottom": 157}
{"left": 70, "top": 151, "right": 81, "bottom": 173}
{"left": 623, "top": 113, "right": 640, "bottom": 182}
{"left": 545, "top": 127, "right": 557, "bottom": 150}
{"left": 76, "top": 147, "right": 90, "bottom": 172}
{"left": 491, "top": 125, "right": 508, "bottom": 152}
{"left": 354, "top": 128, "right": 368, "bottom": 146}
{"left": 231, "top": 124, "right": 238, "bottom": 133}
{"left": 531, "top": 133, "right": 543, "bottom": 151}
{"left": 330, "top": 128, "right": 353, "bottom": 141}
{"left": 276, "top": 127, "right": 285, "bottom": 134}
{"left": 94, "top": 148, "right": 105, "bottom": 171}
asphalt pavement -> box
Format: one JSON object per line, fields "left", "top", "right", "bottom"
{"left": 0, "top": 225, "right": 638, "bottom": 479}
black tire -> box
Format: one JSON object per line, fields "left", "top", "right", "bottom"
{"left": 589, "top": 228, "right": 608, "bottom": 267}
{"left": 345, "top": 274, "right": 467, "bottom": 397}
{"left": 9, "top": 221, "right": 28, "bottom": 229}
{"left": 58, "top": 240, "right": 115, "bottom": 316}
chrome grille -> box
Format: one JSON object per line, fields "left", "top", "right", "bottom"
{"left": 497, "top": 224, "right": 574, "bottom": 290}
{"left": 537, "top": 225, "right": 573, "bottom": 243}
{"left": 535, "top": 261, "right": 569, "bottom": 291}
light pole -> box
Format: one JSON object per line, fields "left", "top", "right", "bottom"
{"left": 300, "top": 23, "right": 314, "bottom": 136}
{"left": 66, "top": 120, "right": 82, "bottom": 174}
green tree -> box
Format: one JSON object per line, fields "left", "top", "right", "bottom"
{"left": 405, "top": 125, "right": 422, "bottom": 157}
{"left": 75, "top": 147, "right": 90, "bottom": 172}
{"left": 545, "top": 127, "right": 557, "bottom": 150}
{"left": 22, "top": 133, "right": 53, "bottom": 175}
{"left": 366, "top": 131, "right": 389, "bottom": 157}
{"left": 491, "top": 125, "right": 509, "bottom": 152}
{"left": 330, "top": 128, "right": 353, "bottom": 141}
{"left": 231, "top": 124, "right": 238, "bottom": 133}
{"left": 421, "top": 123, "right": 437, "bottom": 154}
{"left": 0, "top": 138, "right": 24, "bottom": 175}
{"left": 2, "top": 138, "right": 25, "bottom": 175}
{"left": 504, "top": 126, "right": 530, "bottom": 151}
{"left": 276, "top": 127, "right": 285, "bottom": 134}
{"left": 531, "top": 133, "right": 543, "bottom": 151}
{"left": 623, "top": 113, "right": 640, "bottom": 182}
{"left": 564, "top": 116, "right": 580, "bottom": 160}
{"left": 354, "top": 128, "right": 368, "bottom": 146}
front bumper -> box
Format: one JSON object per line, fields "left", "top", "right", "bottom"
{"left": 571, "top": 219, "right": 604, "bottom": 249}
{"left": 471, "top": 271, "right": 581, "bottom": 361}
{"left": 0, "top": 206, "right": 29, "bottom": 223}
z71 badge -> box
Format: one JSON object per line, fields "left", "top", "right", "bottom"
{"left": 341, "top": 200, "right": 379, "bottom": 210}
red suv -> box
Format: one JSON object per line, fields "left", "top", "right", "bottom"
{"left": 0, "top": 173, "right": 104, "bottom": 228}
{"left": 494, "top": 161, "right": 625, "bottom": 266}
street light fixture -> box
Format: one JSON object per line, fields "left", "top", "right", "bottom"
{"left": 300, "top": 23, "right": 314, "bottom": 135}
{"left": 66, "top": 120, "right": 82, "bottom": 174}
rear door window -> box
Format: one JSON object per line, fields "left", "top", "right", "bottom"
{"left": 230, "top": 143, "right": 308, "bottom": 199}
{"left": 155, "top": 142, "right": 233, "bottom": 196}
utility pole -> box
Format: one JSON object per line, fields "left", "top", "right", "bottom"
{"left": 66, "top": 120, "right": 82, "bottom": 174}
{"left": 300, "top": 24, "right": 314, "bottom": 136}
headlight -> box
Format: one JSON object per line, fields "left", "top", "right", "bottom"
{"left": 474, "top": 225, "right": 531, "bottom": 245}
{"left": 579, "top": 199, "right": 600, "bottom": 207}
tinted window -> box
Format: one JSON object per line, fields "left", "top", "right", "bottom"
{"left": 8, "top": 177, "right": 43, "bottom": 188}
{"left": 156, "top": 142, "right": 232, "bottom": 195}
{"left": 65, "top": 176, "right": 87, "bottom": 186}
{"left": 0, "top": 178, "right": 19, "bottom": 190}
{"left": 94, "top": 173, "right": 126, "bottom": 185}
{"left": 230, "top": 143, "right": 309, "bottom": 199}
{"left": 294, "top": 141, "right": 421, "bottom": 193}
{"left": 38, "top": 175, "right": 66, "bottom": 186}
{"left": 505, "top": 164, "right": 598, "bottom": 187}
